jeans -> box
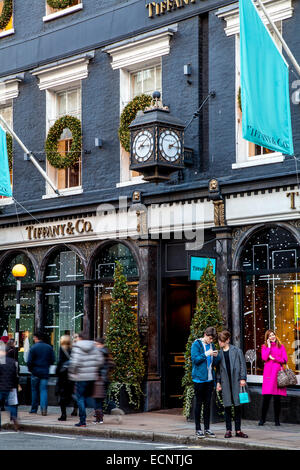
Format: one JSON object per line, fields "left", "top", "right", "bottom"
{"left": 0, "top": 391, "right": 10, "bottom": 428}
{"left": 31, "top": 376, "right": 49, "bottom": 412}
{"left": 194, "top": 381, "right": 214, "bottom": 431}
{"left": 75, "top": 381, "right": 90, "bottom": 425}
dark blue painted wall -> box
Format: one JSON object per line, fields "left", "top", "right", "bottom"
{"left": 0, "top": 0, "right": 299, "bottom": 216}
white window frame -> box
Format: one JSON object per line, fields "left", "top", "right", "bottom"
{"left": 216, "top": 0, "right": 294, "bottom": 169}
{"left": 43, "top": 1, "right": 83, "bottom": 23}
{"left": 104, "top": 25, "right": 177, "bottom": 187}
{"left": 32, "top": 53, "right": 94, "bottom": 197}
{"left": 0, "top": 0, "right": 14, "bottom": 38}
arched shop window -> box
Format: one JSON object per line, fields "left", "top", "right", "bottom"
{"left": 44, "top": 249, "right": 84, "bottom": 359}
{"left": 241, "top": 226, "right": 300, "bottom": 377}
{"left": 94, "top": 243, "right": 139, "bottom": 338}
{"left": 0, "top": 253, "right": 36, "bottom": 366}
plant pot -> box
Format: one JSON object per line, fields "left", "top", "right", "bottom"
{"left": 111, "top": 384, "right": 144, "bottom": 414}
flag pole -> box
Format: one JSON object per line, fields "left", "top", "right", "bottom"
{"left": 255, "top": 0, "right": 300, "bottom": 79}
{"left": 0, "top": 114, "right": 60, "bottom": 195}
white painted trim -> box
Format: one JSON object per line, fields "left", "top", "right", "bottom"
{"left": 0, "top": 28, "right": 14, "bottom": 39}
{"left": 106, "top": 31, "right": 174, "bottom": 71}
{"left": 116, "top": 177, "right": 147, "bottom": 187}
{"left": 0, "top": 77, "right": 22, "bottom": 101}
{"left": 216, "top": 0, "right": 293, "bottom": 36}
{"left": 42, "top": 187, "right": 83, "bottom": 199}
{"left": 43, "top": 3, "right": 83, "bottom": 22}
{"left": 232, "top": 153, "right": 285, "bottom": 168}
{"left": 0, "top": 197, "right": 13, "bottom": 206}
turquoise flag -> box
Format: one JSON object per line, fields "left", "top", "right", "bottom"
{"left": 240, "top": 0, "right": 294, "bottom": 155}
{"left": 0, "top": 125, "right": 12, "bottom": 197}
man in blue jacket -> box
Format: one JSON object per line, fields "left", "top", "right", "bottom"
{"left": 191, "top": 326, "right": 220, "bottom": 438}
{"left": 27, "top": 331, "right": 55, "bottom": 416}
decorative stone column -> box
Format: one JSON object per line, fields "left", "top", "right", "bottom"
{"left": 136, "top": 239, "right": 161, "bottom": 411}
{"left": 83, "top": 282, "right": 93, "bottom": 339}
{"left": 231, "top": 272, "right": 241, "bottom": 347}
{"left": 212, "top": 226, "right": 233, "bottom": 329}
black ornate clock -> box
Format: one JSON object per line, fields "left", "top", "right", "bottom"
{"left": 129, "top": 92, "right": 185, "bottom": 183}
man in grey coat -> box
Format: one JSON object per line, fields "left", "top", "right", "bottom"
{"left": 216, "top": 330, "right": 249, "bottom": 438}
{"left": 68, "top": 332, "right": 104, "bottom": 427}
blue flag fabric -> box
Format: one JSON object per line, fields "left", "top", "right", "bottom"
{"left": 240, "top": 0, "right": 294, "bottom": 155}
{"left": 0, "top": 125, "right": 12, "bottom": 197}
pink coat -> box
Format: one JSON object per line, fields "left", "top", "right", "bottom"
{"left": 261, "top": 343, "right": 288, "bottom": 396}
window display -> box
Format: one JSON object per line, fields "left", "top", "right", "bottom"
{"left": 241, "top": 227, "right": 300, "bottom": 377}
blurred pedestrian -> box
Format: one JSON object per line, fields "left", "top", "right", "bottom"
{"left": 216, "top": 330, "right": 249, "bottom": 438}
{"left": 0, "top": 341, "right": 18, "bottom": 430}
{"left": 92, "top": 337, "right": 114, "bottom": 424}
{"left": 27, "top": 331, "right": 55, "bottom": 416}
{"left": 6, "top": 338, "right": 18, "bottom": 362}
{"left": 6, "top": 338, "right": 20, "bottom": 426}
{"left": 191, "top": 326, "right": 220, "bottom": 438}
{"left": 259, "top": 329, "right": 288, "bottom": 426}
{"left": 68, "top": 332, "right": 104, "bottom": 427}
{"left": 56, "top": 335, "right": 73, "bottom": 421}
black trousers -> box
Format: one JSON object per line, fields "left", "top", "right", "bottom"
{"left": 261, "top": 395, "right": 281, "bottom": 423}
{"left": 224, "top": 405, "right": 241, "bottom": 432}
{"left": 194, "top": 381, "right": 214, "bottom": 431}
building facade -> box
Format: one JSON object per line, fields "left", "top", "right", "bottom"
{"left": 0, "top": 0, "right": 300, "bottom": 418}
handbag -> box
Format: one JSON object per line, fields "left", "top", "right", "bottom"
{"left": 277, "top": 365, "right": 297, "bottom": 388}
{"left": 239, "top": 386, "right": 250, "bottom": 404}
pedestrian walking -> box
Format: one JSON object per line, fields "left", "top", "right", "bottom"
{"left": 258, "top": 329, "right": 288, "bottom": 426}
{"left": 27, "top": 331, "right": 55, "bottom": 416}
{"left": 216, "top": 330, "right": 249, "bottom": 438}
{"left": 92, "top": 337, "right": 115, "bottom": 424}
{"left": 6, "top": 338, "right": 20, "bottom": 426}
{"left": 191, "top": 326, "right": 220, "bottom": 439}
{"left": 68, "top": 332, "right": 104, "bottom": 427}
{"left": 0, "top": 341, "right": 18, "bottom": 430}
{"left": 56, "top": 335, "right": 73, "bottom": 421}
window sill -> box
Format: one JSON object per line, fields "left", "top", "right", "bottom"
{"left": 42, "top": 187, "right": 83, "bottom": 199}
{"left": 0, "top": 197, "right": 13, "bottom": 206}
{"left": 43, "top": 3, "right": 83, "bottom": 22}
{"left": 116, "top": 177, "right": 147, "bottom": 188}
{"left": 0, "top": 28, "right": 14, "bottom": 39}
{"left": 232, "top": 153, "right": 284, "bottom": 169}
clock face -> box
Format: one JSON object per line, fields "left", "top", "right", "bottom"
{"left": 159, "top": 130, "right": 181, "bottom": 162}
{"left": 132, "top": 130, "right": 154, "bottom": 162}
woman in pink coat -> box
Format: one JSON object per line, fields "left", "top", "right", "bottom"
{"left": 258, "top": 330, "right": 288, "bottom": 426}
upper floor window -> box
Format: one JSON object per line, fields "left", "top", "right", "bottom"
{"left": 130, "top": 65, "right": 162, "bottom": 102}
{"left": 47, "top": 87, "right": 82, "bottom": 192}
{"left": 44, "top": 0, "right": 83, "bottom": 22}
{"left": 0, "top": 0, "right": 14, "bottom": 38}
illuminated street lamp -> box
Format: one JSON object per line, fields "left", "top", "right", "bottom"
{"left": 12, "top": 264, "right": 27, "bottom": 348}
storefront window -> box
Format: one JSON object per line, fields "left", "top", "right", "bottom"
{"left": 44, "top": 249, "right": 84, "bottom": 359}
{"left": 241, "top": 227, "right": 300, "bottom": 377}
{"left": 94, "top": 243, "right": 139, "bottom": 338}
{"left": 0, "top": 253, "right": 36, "bottom": 366}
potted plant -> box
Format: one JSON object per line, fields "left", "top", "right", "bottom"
{"left": 106, "top": 261, "right": 145, "bottom": 413}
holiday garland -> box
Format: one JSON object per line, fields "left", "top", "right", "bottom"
{"left": 0, "top": 0, "right": 13, "bottom": 30}
{"left": 238, "top": 87, "right": 242, "bottom": 112}
{"left": 118, "top": 94, "right": 152, "bottom": 153}
{"left": 46, "top": 0, "right": 76, "bottom": 9}
{"left": 6, "top": 132, "right": 12, "bottom": 171}
{"left": 45, "top": 115, "right": 82, "bottom": 169}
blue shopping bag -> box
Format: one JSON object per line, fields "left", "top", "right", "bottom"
{"left": 239, "top": 386, "right": 250, "bottom": 404}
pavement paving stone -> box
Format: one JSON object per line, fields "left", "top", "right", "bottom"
{"left": 1, "top": 406, "right": 299, "bottom": 450}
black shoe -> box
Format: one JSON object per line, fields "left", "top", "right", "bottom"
{"left": 258, "top": 420, "right": 265, "bottom": 426}
{"left": 275, "top": 421, "right": 280, "bottom": 426}
{"left": 29, "top": 410, "right": 37, "bottom": 414}
{"left": 41, "top": 410, "right": 47, "bottom": 416}
{"left": 195, "top": 430, "right": 205, "bottom": 438}
{"left": 75, "top": 422, "right": 86, "bottom": 427}
{"left": 58, "top": 415, "right": 67, "bottom": 421}
{"left": 204, "top": 429, "right": 216, "bottom": 438}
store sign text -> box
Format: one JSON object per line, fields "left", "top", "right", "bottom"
{"left": 146, "top": 0, "right": 196, "bottom": 18}
{"left": 25, "top": 219, "right": 93, "bottom": 240}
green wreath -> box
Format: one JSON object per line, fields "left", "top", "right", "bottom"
{"left": 6, "top": 132, "right": 12, "bottom": 171}
{"left": 45, "top": 115, "right": 82, "bottom": 169}
{"left": 0, "top": 0, "right": 13, "bottom": 30}
{"left": 118, "top": 94, "right": 152, "bottom": 152}
{"left": 46, "top": 0, "right": 76, "bottom": 9}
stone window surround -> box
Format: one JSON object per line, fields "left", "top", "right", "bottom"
{"left": 103, "top": 25, "right": 178, "bottom": 187}
{"left": 43, "top": 2, "right": 83, "bottom": 23}
{"left": 216, "top": 0, "right": 294, "bottom": 169}
{"left": 31, "top": 52, "right": 94, "bottom": 197}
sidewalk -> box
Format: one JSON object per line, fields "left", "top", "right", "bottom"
{"left": 2, "top": 406, "right": 300, "bottom": 450}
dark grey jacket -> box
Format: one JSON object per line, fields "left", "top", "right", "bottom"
{"left": 216, "top": 345, "right": 248, "bottom": 407}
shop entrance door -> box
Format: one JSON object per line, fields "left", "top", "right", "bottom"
{"left": 164, "top": 280, "right": 195, "bottom": 408}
